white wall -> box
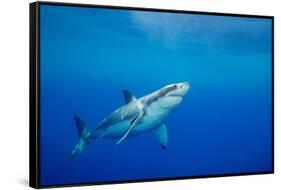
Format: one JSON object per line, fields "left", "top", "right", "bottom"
{"left": 0, "top": 0, "right": 279, "bottom": 189}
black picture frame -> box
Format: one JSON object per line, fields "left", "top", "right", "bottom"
{"left": 29, "top": 1, "right": 274, "bottom": 188}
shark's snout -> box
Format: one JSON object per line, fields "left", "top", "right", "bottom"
{"left": 178, "top": 82, "right": 189, "bottom": 89}
{"left": 173, "top": 82, "right": 190, "bottom": 97}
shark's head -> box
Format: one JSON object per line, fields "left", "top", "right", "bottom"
{"left": 156, "top": 82, "right": 190, "bottom": 109}
{"left": 164, "top": 82, "right": 189, "bottom": 97}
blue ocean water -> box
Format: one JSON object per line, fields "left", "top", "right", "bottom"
{"left": 39, "top": 5, "right": 273, "bottom": 186}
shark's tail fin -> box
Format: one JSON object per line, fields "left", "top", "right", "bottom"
{"left": 73, "top": 114, "right": 87, "bottom": 138}
{"left": 69, "top": 148, "right": 77, "bottom": 160}
{"left": 70, "top": 115, "right": 92, "bottom": 160}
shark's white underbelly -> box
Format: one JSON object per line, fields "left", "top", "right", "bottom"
{"left": 102, "top": 103, "right": 170, "bottom": 139}
{"left": 102, "top": 117, "right": 158, "bottom": 138}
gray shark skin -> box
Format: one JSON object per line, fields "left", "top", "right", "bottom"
{"left": 70, "top": 82, "right": 190, "bottom": 158}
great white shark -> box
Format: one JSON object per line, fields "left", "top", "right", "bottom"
{"left": 70, "top": 82, "right": 190, "bottom": 159}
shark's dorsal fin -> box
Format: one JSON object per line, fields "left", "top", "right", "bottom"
{"left": 73, "top": 115, "right": 86, "bottom": 138}
{"left": 154, "top": 124, "right": 168, "bottom": 149}
{"left": 116, "top": 111, "right": 145, "bottom": 145}
{"left": 123, "top": 90, "right": 137, "bottom": 104}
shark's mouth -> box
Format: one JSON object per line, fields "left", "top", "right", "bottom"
{"left": 168, "top": 91, "right": 187, "bottom": 97}
{"left": 169, "top": 94, "right": 183, "bottom": 97}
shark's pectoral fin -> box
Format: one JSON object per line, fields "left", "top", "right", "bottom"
{"left": 123, "top": 90, "right": 137, "bottom": 104}
{"left": 116, "top": 111, "right": 144, "bottom": 145}
{"left": 154, "top": 123, "right": 168, "bottom": 149}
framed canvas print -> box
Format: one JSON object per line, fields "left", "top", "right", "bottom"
{"left": 29, "top": 1, "right": 274, "bottom": 188}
